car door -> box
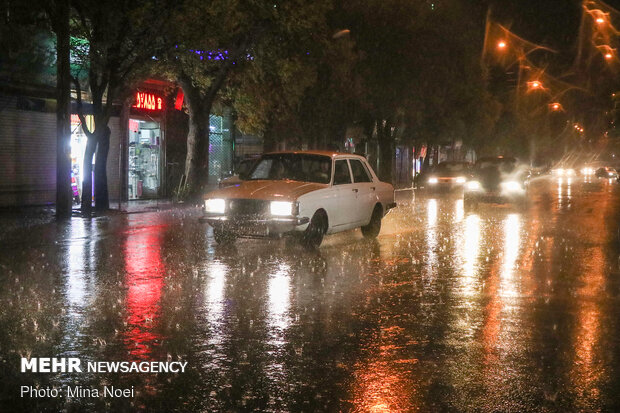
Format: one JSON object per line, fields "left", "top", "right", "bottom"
{"left": 327, "top": 159, "right": 358, "bottom": 230}
{"left": 348, "top": 158, "right": 375, "bottom": 225}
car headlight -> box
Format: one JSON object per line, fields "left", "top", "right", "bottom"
{"left": 501, "top": 181, "right": 522, "bottom": 192}
{"left": 428, "top": 177, "right": 438, "bottom": 184}
{"left": 205, "top": 198, "right": 226, "bottom": 214}
{"left": 270, "top": 201, "right": 293, "bottom": 216}
{"left": 456, "top": 176, "right": 466, "bottom": 184}
{"left": 566, "top": 168, "right": 575, "bottom": 176}
{"left": 466, "top": 180, "right": 481, "bottom": 190}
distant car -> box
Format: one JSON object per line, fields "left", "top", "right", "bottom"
{"left": 552, "top": 166, "right": 576, "bottom": 177}
{"left": 218, "top": 157, "right": 260, "bottom": 188}
{"left": 595, "top": 166, "right": 619, "bottom": 179}
{"left": 202, "top": 151, "right": 396, "bottom": 248}
{"left": 464, "top": 156, "right": 528, "bottom": 208}
{"left": 421, "top": 161, "right": 472, "bottom": 190}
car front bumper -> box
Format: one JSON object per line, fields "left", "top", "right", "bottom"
{"left": 199, "top": 214, "right": 310, "bottom": 238}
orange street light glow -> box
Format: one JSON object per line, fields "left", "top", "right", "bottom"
{"left": 528, "top": 80, "right": 542, "bottom": 89}
{"left": 596, "top": 17, "right": 605, "bottom": 24}
{"left": 550, "top": 102, "right": 562, "bottom": 111}
{"left": 605, "top": 53, "right": 613, "bottom": 59}
{"left": 497, "top": 41, "right": 507, "bottom": 49}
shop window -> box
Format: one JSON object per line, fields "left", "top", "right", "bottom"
{"left": 128, "top": 119, "right": 161, "bottom": 200}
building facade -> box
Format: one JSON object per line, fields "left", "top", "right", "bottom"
{"left": 0, "top": 80, "right": 250, "bottom": 208}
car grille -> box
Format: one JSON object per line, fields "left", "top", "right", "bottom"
{"left": 227, "top": 199, "right": 269, "bottom": 216}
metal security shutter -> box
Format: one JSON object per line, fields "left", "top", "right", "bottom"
{"left": 209, "top": 115, "right": 231, "bottom": 184}
{"left": 107, "top": 116, "right": 121, "bottom": 202}
{"left": 0, "top": 108, "right": 56, "bottom": 206}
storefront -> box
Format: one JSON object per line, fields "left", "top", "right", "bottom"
{"left": 127, "top": 90, "right": 165, "bottom": 200}
{"left": 70, "top": 114, "right": 92, "bottom": 204}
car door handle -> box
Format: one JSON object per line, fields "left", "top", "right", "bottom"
{"left": 352, "top": 188, "right": 358, "bottom": 193}
{"left": 370, "top": 186, "right": 375, "bottom": 191}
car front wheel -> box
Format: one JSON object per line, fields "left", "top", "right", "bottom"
{"left": 361, "top": 205, "right": 382, "bottom": 238}
{"left": 302, "top": 210, "right": 327, "bottom": 249}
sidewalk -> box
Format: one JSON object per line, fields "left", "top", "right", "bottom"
{"left": 0, "top": 199, "right": 198, "bottom": 242}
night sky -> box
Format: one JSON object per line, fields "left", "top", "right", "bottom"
{"left": 489, "top": 0, "right": 620, "bottom": 60}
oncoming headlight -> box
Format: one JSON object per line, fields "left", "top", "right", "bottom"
{"left": 428, "top": 177, "right": 438, "bottom": 184}
{"left": 456, "top": 176, "right": 466, "bottom": 184}
{"left": 270, "top": 201, "right": 293, "bottom": 216}
{"left": 205, "top": 198, "right": 226, "bottom": 214}
{"left": 466, "top": 180, "right": 481, "bottom": 190}
{"left": 501, "top": 181, "right": 522, "bottom": 192}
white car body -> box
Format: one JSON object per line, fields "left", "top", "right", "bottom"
{"left": 202, "top": 151, "right": 395, "bottom": 243}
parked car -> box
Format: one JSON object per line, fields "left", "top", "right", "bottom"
{"left": 464, "top": 156, "right": 529, "bottom": 208}
{"left": 218, "top": 157, "right": 260, "bottom": 188}
{"left": 419, "top": 161, "right": 472, "bottom": 191}
{"left": 595, "top": 166, "right": 619, "bottom": 179}
{"left": 201, "top": 151, "right": 396, "bottom": 247}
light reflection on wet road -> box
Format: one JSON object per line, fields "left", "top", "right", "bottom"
{"left": 1, "top": 177, "right": 620, "bottom": 411}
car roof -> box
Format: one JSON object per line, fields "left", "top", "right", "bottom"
{"left": 476, "top": 156, "right": 517, "bottom": 163}
{"left": 264, "top": 150, "right": 365, "bottom": 159}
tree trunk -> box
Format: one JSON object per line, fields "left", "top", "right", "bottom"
{"left": 184, "top": 97, "right": 211, "bottom": 199}
{"left": 81, "top": 137, "right": 97, "bottom": 213}
{"left": 55, "top": 0, "right": 72, "bottom": 219}
{"left": 94, "top": 126, "right": 110, "bottom": 210}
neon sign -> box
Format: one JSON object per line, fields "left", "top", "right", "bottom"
{"left": 133, "top": 92, "right": 163, "bottom": 111}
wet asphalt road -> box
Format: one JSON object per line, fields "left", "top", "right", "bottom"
{"left": 2, "top": 176, "right": 620, "bottom": 412}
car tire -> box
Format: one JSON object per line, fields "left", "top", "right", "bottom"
{"left": 302, "top": 210, "right": 327, "bottom": 249}
{"left": 213, "top": 227, "right": 237, "bottom": 245}
{"left": 361, "top": 205, "right": 382, "bottom": 239}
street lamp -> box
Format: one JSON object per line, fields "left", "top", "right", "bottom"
{"left": 528, "top": 80, "right": 543, "bottom": 90}
{"left": 550, "top": 102, "right": 563, "bottom": 111}
{"left": 497, "top": 40, "right": 507, "bottom": 50}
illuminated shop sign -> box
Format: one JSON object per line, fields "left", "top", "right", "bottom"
{"left": 133, "top": 92, "right": 163, "bottom": 111}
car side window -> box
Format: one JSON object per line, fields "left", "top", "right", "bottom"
{"left": 333, "top": 160, "right": 352, "bottom": 185}
{"left": 350, "top": 159, "right": 372, "bottom": 183}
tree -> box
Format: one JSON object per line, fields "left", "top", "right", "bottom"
{"left": 166, "top": 0, "right": 332, "bottom": 199}
{"left": 228, "top": 2, "right": 351, "bottom": 152}
{"left": 69, "top": 0, "right": 171, "bottom": 213}
{"left": 339, "top": 0, "right": 495, "bottom": 181}
{"left": 46, "top": 0, "right": 73, "bottom": 219}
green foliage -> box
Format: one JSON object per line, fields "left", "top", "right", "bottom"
{"left": 0, "top": 4, "right": 56, "bottom": 86}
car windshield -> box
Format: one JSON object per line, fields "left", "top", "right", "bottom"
{"left": 236, "top": 159, "right": 256, "bottom": 176}
{"left": 434, "top": 162, "right": 468, "bottom": 173}
{"left": 475, "top": 158, "right": 516, "bottom": 173}
{"left": 248, "top": 154, "right": 332, "bottom": 184}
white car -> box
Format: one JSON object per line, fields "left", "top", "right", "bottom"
{"left": 202, "top": 151, "right": 396, "bottom": 247}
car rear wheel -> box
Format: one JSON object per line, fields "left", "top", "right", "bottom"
{"left": 213, "top": 227, "right": 237, "bottom": 245}
{"left": 361, "top": 205, "right": 382, "bottom": 238}
{"left": 302, "top": 210, "right": 327, "bottom": 249}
